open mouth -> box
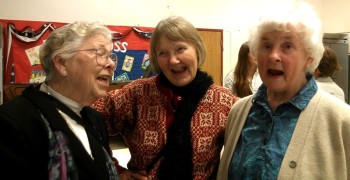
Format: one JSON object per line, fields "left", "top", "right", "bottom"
{"left": 268, "top": 69, "right": 284, "bottom": 76}
{"left": 97, "top": 75, "right": 110, "bottom": 85}
{"left": 171, "top": 67, "right": 186, "bottom": 73}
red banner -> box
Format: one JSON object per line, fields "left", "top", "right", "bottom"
{"left": 0, "top": 19, "right": 154, "bottom": 85}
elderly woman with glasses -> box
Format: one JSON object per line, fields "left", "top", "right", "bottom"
{"left": 0, "top": 21, "right": 119, "bottom": 180}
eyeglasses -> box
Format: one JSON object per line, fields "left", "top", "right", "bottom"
{"left": 70, "top": 48, "right": 118, "bottom": 66}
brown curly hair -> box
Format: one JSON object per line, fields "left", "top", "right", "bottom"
{"left": 317, "top": 47, "right": 341, "bottom": 77}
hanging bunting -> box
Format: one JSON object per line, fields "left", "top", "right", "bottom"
{"left": 132, "top": 27, "right": 153, "bottom": 39}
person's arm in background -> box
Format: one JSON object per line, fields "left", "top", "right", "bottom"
{"left": 224, "top": 70, "right": 234, "bottom": 93}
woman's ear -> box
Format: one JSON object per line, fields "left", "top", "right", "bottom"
{"left": 306, "top": 57, "right": 314, "bottom": 68}
{"left": 248, "top": 53, "right": 258, "bottom": 66}
{"left": 52, "top": 55, "right": 67, "bottom": 76}
{"left": 307, "top": 56, "right": 314, "bottom": 64}
{"left": 314, "top": 68, "right": 320, "bottom": 77}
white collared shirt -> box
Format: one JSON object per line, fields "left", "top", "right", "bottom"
{"left": 40, "top": 83, "right": 93, "bottom": 159}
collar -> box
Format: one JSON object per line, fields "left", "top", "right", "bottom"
{"left": 315, "top": 76, "right": 333, "bottom": 82}
{"left": 253, "top": 74, "right": 317, "bottom": 110}
{"left": 40, "top": 82, "right": 83, "bottom": 117}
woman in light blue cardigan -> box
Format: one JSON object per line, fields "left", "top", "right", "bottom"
{"left": 218, "top": 2, "right": 350, "bottom": 180}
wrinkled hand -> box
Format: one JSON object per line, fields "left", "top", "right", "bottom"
{"left": 119, "top": 170, "right": 147, "bottom": 180}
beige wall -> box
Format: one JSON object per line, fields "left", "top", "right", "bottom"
{"left": 1, "top": 0, "right": 349, "bottom": 80}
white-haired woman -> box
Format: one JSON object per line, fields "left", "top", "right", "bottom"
{"left": 218, "top": 2, "right": 350, "bottom": 179}
{"left": 0, "top": 21, "right": 119, "bottom": 179}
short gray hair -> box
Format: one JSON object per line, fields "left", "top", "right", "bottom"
{"left": 39, "top": 21, "right": 112, "bottom": 80}
{"left": 150, "top": 16, "right": 206, "bottom": 73}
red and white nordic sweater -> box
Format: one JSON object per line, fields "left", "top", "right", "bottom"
{"left": 92, "top": 75, "right": 238, "bottom": 179}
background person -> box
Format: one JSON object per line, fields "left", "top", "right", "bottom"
{"left": 314, "top": 46, "right": 345, "bottom": 101}
{"left": 223, "top": 42, "right": 262, "bottom": 97}
{"left": 217, "top": 2, "right": 350, "bottom": 179}
{"left": 93, "top": 16, "right": 238, "bottom": 180}
{"left": 0, "top": 21, "right": 119, "bottom": 180}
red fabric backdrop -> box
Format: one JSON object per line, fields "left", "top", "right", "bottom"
{"left": 0, "top": 19, "right": 154, "bottom": 85}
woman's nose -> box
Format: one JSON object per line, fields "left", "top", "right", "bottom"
{"left": 269, "top": 49, "right": 282, "bottom": 62}
{"left": 106, "top": 58, "right": 117, "bottom": 71}
{"left": 169, "top": 54, "right": 180, "bottom": 64}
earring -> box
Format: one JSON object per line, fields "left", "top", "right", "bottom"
{"left": 62, "top": 71, "right": 67, "bottom": 75}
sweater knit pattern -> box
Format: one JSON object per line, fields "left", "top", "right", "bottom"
{"left": 92, "top": 76, "right": 237, "bottom": 179}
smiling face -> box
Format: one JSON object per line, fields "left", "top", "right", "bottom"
{"left": 62, "top": 34, "right": 116, "bottom": 105}
{"left": 156, "top": 36, "right": 198, "bottom": 87}
{"left": 257, "top": 30, "right": 313, "bottom": 99}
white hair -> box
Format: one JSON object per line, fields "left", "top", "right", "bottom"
{"left": 248, "top": 1, "right": 324, "bottom": 73}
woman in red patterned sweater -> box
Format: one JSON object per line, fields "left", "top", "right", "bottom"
{"left": 92, "top": 16, "right": 238, "bottom": 180}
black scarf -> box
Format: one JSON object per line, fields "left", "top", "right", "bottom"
{"left": 157, "top": 70, "right": 213, "bottom": 180}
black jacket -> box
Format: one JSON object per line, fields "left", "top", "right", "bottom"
{"left": 0, "top": 84, "right": 113, "bottom": 180}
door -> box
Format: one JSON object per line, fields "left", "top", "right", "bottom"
{"left": 197, "top": 29, "right": 223, "bottom": 86}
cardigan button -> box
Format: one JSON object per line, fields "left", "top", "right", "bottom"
{"left": 289, "top": 161, "right": 297, "bottom": 168}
